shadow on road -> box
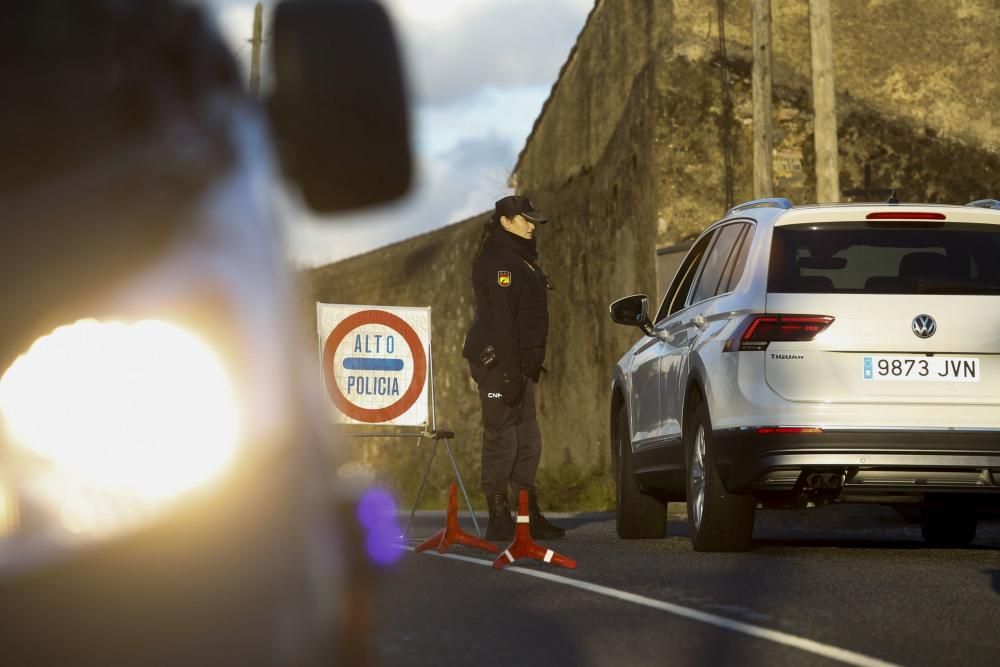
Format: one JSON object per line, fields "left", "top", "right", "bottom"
{"left": 664, "top": 512, "right": 1000, "bottom": 551}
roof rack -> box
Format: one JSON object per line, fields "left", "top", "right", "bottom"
{"left": 966, "top": 199, "right": 1000, "bottom": 210}
{"left": 726, "top": 197, "right": 793, "bottom": 216}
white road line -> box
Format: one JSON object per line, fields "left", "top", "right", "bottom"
{"left": 399, "top": 546, "right": 899, "bottom": 667}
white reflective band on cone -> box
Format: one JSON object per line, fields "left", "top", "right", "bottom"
{"left": 543, "top": 549, "right": 554, "bottom": 563}
{"left": 503, "top": 549, "right": 514, "bottom": 562}
{"left": 517, "top": 516, "right": 530, "bottom": 523}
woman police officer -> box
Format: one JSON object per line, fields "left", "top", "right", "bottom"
{"left": 462, "top": 195, "right": 565, "bottom": 541}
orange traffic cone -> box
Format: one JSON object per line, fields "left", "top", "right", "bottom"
{"left": 415, "top": 483, "right": 498, "bottom": 555}
{"left": 493, "top": 489, "right": 577, "bottom": 570}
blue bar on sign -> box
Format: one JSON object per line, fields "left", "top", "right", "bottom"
{"left": 343, "top": 357, "right": 404, "bottom": 371}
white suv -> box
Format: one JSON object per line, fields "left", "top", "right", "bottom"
{"left": 609, "top": 198, "right": 1000, "bottom": 551}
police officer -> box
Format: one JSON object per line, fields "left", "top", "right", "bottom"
{"left": 463, "top": 195, "right": 565, "bottom": 541}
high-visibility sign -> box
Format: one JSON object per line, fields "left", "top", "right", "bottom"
{"left": 317, "top": 304, "right": 431, "bottom": 426}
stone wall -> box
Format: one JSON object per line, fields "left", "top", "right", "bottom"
{"left": 671, "top": 0, "right": 1000, "bottom": 150}
{"left": 647, "top": 52, "right": 1000, "bottom": 247}
{"left": 310, "top": 0, "right": 1000, "bottom": 510}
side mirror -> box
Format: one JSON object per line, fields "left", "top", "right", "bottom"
{"left": 609, "top": 295, "right": 656, "bottom": 337}
{"left": 268, "top": 0, "right": 412, "bottom": 213}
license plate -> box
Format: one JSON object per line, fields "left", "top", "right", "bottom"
{"left": 862, "top": 355, "right": 980, "bottom": 382}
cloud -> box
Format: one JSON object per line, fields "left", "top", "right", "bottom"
{"left": 213, "top": 4, "right": 255, "bottom": 72}
{"left": 205, "top": 0, "right": 593, "bottom": 104}
{"left": 415, "top": 84, "right": 550, "bottom": 155}
{"left": 384, "top": 0, "right": 593, "bottom": 104}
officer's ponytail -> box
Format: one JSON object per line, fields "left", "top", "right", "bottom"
{"left": 471, "top": 214, "right": 497, "bottom": 270}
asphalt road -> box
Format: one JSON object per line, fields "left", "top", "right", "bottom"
{"left": 374, "top": 505, "right": 1000, "bottom": 666}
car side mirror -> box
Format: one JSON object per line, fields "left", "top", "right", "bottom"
{"left": 609, "top": 295, "right": 656, "bottom": 337}
{"left": 268, "top": 0, "right": 412, "bottom": 213}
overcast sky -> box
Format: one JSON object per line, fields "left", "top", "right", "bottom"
{"left": 207, "top": 0, "right": 593, "bottom": 268}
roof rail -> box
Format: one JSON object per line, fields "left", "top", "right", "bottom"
{"left": 726, "top": 197, "right": 794, "bottom": 216}
{"left": 966, "top": 199, "right": 1000, "bottom": 210}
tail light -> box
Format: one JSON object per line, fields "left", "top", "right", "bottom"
{"left": 725, "top": 314, "right": 834, "bottom": 351}
{"left": 757, "top": 427, "right": 824, "bottom": 434}
{"left": 865, "top": 212, "right": 946, "bottom": 220}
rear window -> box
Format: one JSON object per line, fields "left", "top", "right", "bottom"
{"left": 768, "top": 222, "right": 1000, "bottom": 294}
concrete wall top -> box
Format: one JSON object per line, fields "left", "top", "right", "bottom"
{"left": 513, "top": 0, "right": 673, "bottom": 193}
{"left": 518, "top": 0, "right": 998, "bottom": 196}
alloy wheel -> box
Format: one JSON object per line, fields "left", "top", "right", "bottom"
{"left": 691, "top": 424, "right": 706, "bottom": 529}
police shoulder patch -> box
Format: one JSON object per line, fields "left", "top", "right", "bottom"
{"left": 497, "top": 271, "right": 511, "bottom": 287}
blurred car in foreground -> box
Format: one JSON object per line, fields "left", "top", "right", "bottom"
{"left": 0, "top": 0, "right": 409, "bottom": 663}
{"left": 610, "top": 198, "right": 1000, "bottom": 552}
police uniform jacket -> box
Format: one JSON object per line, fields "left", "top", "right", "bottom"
{"left": 463, "top": 229, "right": 550, "bottom": 382}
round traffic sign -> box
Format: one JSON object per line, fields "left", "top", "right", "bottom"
{"left": 323, "top": 309, "right": 427, "bottom": 423}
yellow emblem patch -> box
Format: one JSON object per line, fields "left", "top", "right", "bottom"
{"left": 497, "top": 271, "right": 511, "bottom": 287}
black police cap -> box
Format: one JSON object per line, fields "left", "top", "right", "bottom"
{"left": 494, "top": 195, "right": 547, "bottom": 224}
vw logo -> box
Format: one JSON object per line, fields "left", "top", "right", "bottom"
{"left": 912, "top": 314, "right": 937, "bottom": 338}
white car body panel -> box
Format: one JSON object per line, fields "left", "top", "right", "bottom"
{"left": 612, "top": 199, "right": 1000, "bottom": 500}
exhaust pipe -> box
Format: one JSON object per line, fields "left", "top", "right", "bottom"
{"left": 822, "top": 472, "right": 844, "bottom": 489}
{"left": 803, "top": 471, "right": 845, "bottom": 490}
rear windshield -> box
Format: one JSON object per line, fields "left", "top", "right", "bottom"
{"left": 769, "top": 222, "right": 1000, "bottom": 294}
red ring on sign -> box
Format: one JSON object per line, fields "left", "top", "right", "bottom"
{"left": 323, "top": 310, "right": 427, "bottom": 423}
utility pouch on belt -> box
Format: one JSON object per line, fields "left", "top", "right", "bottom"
{"left": 479, "top": 345, "right": 498, "bottom": 369}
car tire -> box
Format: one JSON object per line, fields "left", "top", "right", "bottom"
{"left": 685, "top": 401, "right": 755, "bottom": 552}
{"left": 615, "top": 404, "right": 667, "bottom": 539}
{"left": 920, "top": 507, "right": 977, "bottom": 547}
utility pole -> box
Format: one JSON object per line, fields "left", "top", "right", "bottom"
{"left": 249, "top": 2, "right": 264, "bottom": 98}
{"left": 809, "top": 0, "right": 839, "bottom": 202}
{"left": 716, "top": 0, "right": 735, "bottom": 211}
{"left": 752, "top": 0, "right": 774, "bottom": 198}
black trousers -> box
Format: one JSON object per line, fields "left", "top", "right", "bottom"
{"left": 470, "top": 363, "right": 541, "bottom": 498}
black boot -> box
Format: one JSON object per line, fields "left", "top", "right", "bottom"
{"left": 528, "top": 491, "right": 565, "bottom": 540}
{"left": 485, "top": 493, "right": 515, "bottom": 541}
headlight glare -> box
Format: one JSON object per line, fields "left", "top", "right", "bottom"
{"left": 0, "top": 319, "right": 242, "bottom": 536}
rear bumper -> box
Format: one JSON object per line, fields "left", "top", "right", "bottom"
{"left": 713, "top": 428, "right": 1000, "bottom": 498}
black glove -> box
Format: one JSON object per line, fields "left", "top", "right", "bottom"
{"left": 524, "top": 364, "right": 544, "bottom": 383}
{"left": 501, "top": 372, "right": 526, "bottom": 407}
